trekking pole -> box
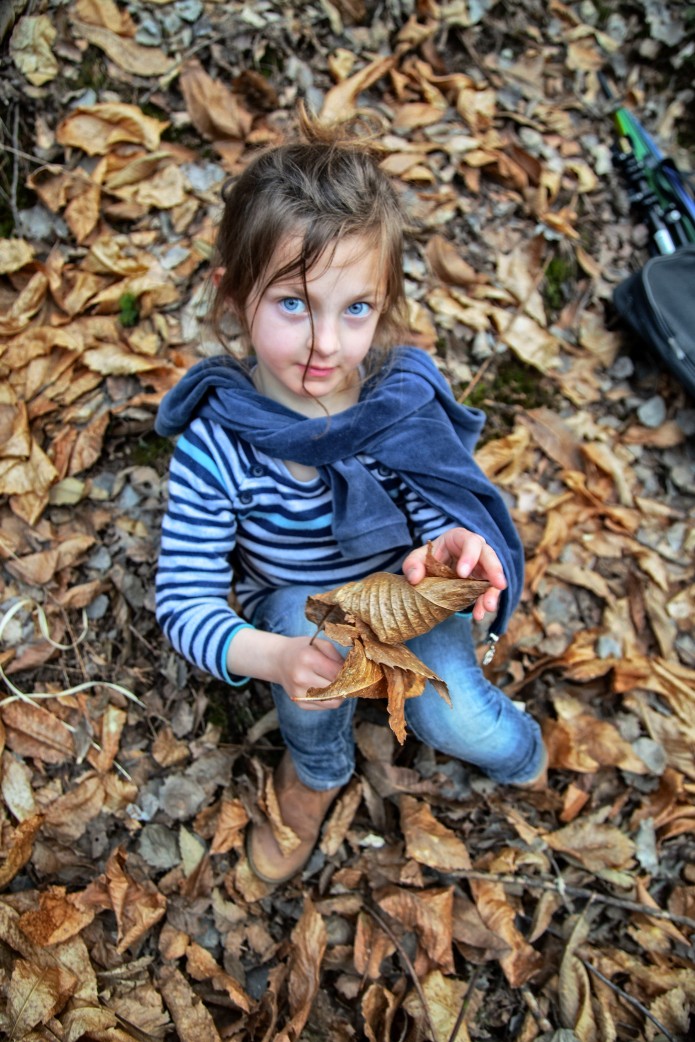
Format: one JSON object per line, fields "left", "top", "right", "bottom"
{"left": 599, "top": 72, "right": 695, "bottom": 254}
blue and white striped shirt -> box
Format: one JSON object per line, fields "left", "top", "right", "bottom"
{"left": 155, "top": 417, "right": 453, "bottom": 684}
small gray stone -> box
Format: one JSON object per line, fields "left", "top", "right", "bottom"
{"left": 610, "top": 355, "right": 634, "bottom": 380}
{"left": 175, "top": 0, "right": 204, "bottom": 22}
{"left": 634, "top": 818, "right": 659, "bottom": 874}
{"left": 636, "top": 395, "right": 666, "bottom": 428}
{"left": 87, "top": 546, "right": 112, "bottom": 571}
{"left": 632, "top": 737, "right": 667, "bottom": 775}
{"left": 597, "top": 634, "right": 622, "bottom": 659}
{"left": 85, "top": 594, "right": 109, "bottom": 621}
{"left": 135, "top": 18, "right": 163, "bottom": 46}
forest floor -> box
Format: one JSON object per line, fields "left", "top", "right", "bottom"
{"left": 1, "top": 1, "right": 694, "bottom": 1040}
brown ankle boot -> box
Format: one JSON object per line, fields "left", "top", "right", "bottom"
{"left": 246, "top": 752, "right": 342, "bottom": 885}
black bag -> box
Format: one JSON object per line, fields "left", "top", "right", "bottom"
{"left": 612, "top": 244, "right": 695, "bottom": 398}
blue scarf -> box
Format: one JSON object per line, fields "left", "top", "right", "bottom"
{"left": 156, "top": 346, "right": 524, "bottom": 633}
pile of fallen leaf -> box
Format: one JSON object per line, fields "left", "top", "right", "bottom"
{"left": 1, "top": 1, "right": 694, "bottom": 1040}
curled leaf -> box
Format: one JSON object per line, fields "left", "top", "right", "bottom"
{"left": 304, "top": 546, "right": 483, "bottom": 741}
{"left": 306, "top": 570, "right": 489, "bottom": 644}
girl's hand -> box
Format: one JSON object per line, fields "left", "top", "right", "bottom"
{"left": 274, "top": 635, "right": 345, "bottom": 711}
{"left": 402, "top": 527, "right": 507, "bottom": 623}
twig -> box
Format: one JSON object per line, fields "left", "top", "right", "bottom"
{"left": 458, "top": 354, "right": 495, "bottom": 404}
{"left": 454, "top": 870, "right": 695, "bottom": 932}
{"left": 10, "top": 106, "right": 21, "bottom": 232}
{"left": 520, "top": 985, "right": 552, "bottom": 1033}
{"left": 579, "top": 954, "right": 679, "bottom": 1042}
{"left": 447, "top": 964, "right": 482, "bottom": 1042}
{"left": 1, "top": 141, "right": 70, "bottom": 171}
{"left": 364, "top": 902, "right": 438, "bottom": 1042}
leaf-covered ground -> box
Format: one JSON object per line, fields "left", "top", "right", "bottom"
{"left": 1, "top": 2, "right": 694, "bottom": 1040}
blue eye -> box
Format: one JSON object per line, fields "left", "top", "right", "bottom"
{"left": 280, "top": 297, "right": 306, "bottom": 314}
{"left": 346, "top": 301, "right": 371, "bottom": 317}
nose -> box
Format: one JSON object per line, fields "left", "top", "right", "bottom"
{"left": 310, "top": 317, "right": 340, "bottom": 358}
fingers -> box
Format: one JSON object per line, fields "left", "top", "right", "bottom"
{"left": 403, "top": 528, "right": 508, "bottom": 623}
{"left": 282, "top": 637, "right": 345, "bottom": 708}
{"left": 456, "top": 537, "right": 506, "bottom": 589}
{"left": 313, "top": 638, "right": 344, "bottom": 664}
{"left": 293, "top": 695, "right": 346, "bottom": 712}
{"left": 471, "top": 585, "right": 501, "bottom": 622}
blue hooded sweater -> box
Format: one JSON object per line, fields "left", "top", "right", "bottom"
{"left": 155, "top": 346, "right": 525, "bottom": 635}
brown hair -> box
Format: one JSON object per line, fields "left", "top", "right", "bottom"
{"left": 210, "top": 108, "right": 408, "bottom": 361}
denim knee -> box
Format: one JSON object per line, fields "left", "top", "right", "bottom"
{"left": 404, "top": 615, "right": 544, "bottom": 784}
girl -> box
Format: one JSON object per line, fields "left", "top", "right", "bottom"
{"left": 155, "top": 114, "right": 546, "bottom": 885}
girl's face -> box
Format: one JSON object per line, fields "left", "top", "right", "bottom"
{"left": 243, "top": 234, "right": 386, "bottom": 416}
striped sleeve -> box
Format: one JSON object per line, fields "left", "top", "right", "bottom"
{"left": 155, "top": 423, "right": 251, "bottom": 684}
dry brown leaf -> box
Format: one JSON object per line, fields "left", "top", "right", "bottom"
{"left": 56, "top": 103, "right": 167, "bottom": 156}
{"left": 2, "top": 700, "right": 74, "bottom": 765}
{"left": 72, "top": 0, "right": 137, "bottom": 34}
{"left": 87, "top": 705, "right": 126, "bottom": 774}
{"left": 43, "top": 774, "right": 106, "bottom": 842}
{"left": 646, "top": 987, "right": 692, "bottom": 1040}
{"left": 558, "top": 916, "right": 600, "bottom": 1042}
{"left": 545, "top": 693, "right": 649, "bottom": 774}
{"left": 1, "top": 751, "right": 36, "bottom": 821}
{"left": 180, "top": 60, "right": 253, "bottom": 142}
{"left": 185, "top": 941, "right": 251, "bottom": 1011}
{"left": 210, "top": 797, "right": 249, "bottom": 855}
{"left": 378, "top": 886, "right": 454, "bottom": 973}
{"left": 361, "top": 982, "right": 400, "bottom": 1042}
{"left": 402, "top": 969, "right": 474, "bottom": 1042}
{"left": 70, "top": 18, "right": 172, "bottom": 77}
{"left": 100, "top": 847, "right": 167, "bottom": 953}
{"left": 262, "top": 763, "right": 303, "bottom": 856}
{"left": 491, "top": 308, "right": 562, "bottom": 373}
{"left": 0, "top": 814, "right": 43, "bottom": 890}
{"left": 425, "top": 233, "right": 485, "bottom": 287}
{"left": 158, "top": 964, "right": 224, "bottom": 1042}
{"left": 354, "top": 910, "right": 395, "bottom": 979}
{"left": 468, "top": 873, "right": 544, "bottom": 987}
{"left": 306, "top": 567, "right": 488, "bottom": 645}
{"left": 400, "top": 794, "right": 472, "bottom": 872}
{"left": 0, "top": 238, "right": 35, "bottom": 274}
{"left": 304, "top": 549, "right": 485, "bottom": 741}
{"left": 275, "top": 898, "right": 326, "bottom": 1042}
{"left": 6, "top": 959, "right": 69, "bottom": 1036}
{"left": 320, "top": 55, "right": 395, "bottom": 123}
{"left": 543, "top": 817, "right": 636, "bottom": 874}
{"left": 0, "top": 270, "right": 48, "bottom": 336}
{"left": 19, "top": 886, "right": 96, "bottom": 946}
{"left": 452, "top": 892, "right": 510, "bottom": 960}
{"left": 320, "top": 777, "right": 362, "bottom": 856}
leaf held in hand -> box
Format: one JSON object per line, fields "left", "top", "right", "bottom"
{"left": 303, "top": 544, "right": 489, "bottom": 743}
{"left": 306, "top": 570, "right": 489, "bottom": 644}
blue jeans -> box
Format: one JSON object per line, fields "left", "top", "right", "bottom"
{"left": 251, "top": 584, "right": 544, "bottom": 790}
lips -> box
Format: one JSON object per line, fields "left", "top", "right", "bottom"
{"left": 303, "top": 366, "right": 335, "bottom": 378}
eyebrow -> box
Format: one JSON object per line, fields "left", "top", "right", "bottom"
{"left": 269, "top": 280, "right": 380, "bottom": 302}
